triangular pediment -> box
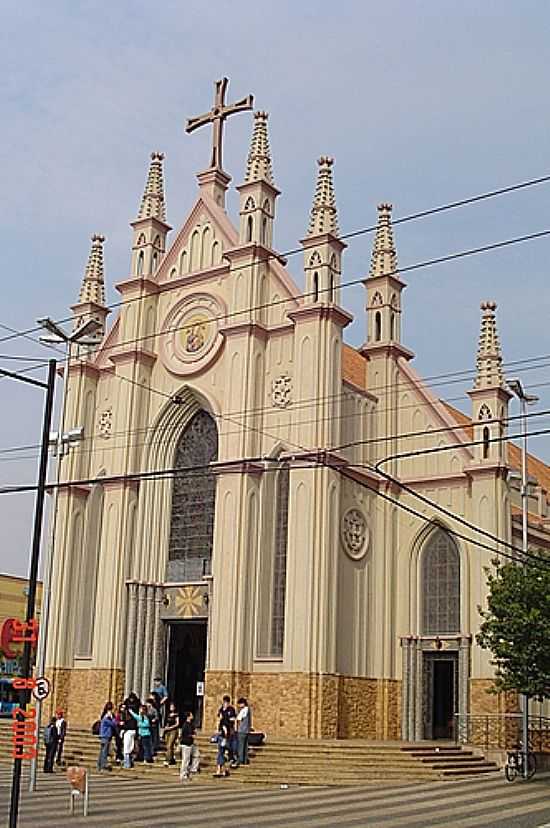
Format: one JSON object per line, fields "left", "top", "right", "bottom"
{"left": 154, "top": 189, "right": 300, "bottom": 305}
{"left": 155, "top": 193, "right": 237, "bottom": 283}
{"left": 397, "top": 360, "right": 474, "bottom": 462}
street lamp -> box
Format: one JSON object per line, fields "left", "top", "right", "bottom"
{"left": 4, "top": 361, "right": 56, "bottom": 828}
{"left": 507, "top": 377, "right": 539, "bottom": 781}
{"left": 28, "top": 317, "right": 101, "bottom": 796}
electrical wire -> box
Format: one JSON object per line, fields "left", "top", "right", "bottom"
{"left": 0, "top": 168, "right": 550, "bottom": 352}
{"left": 0, "top": 450, "right": 546, "bottom": 570}
{"left": 37, "top": 225, "right": 550, "bottom": 366}
{"left": 324, "top": 459, "right": 550, "bottom": 569}
{"left": 3, "top": 170, "right": 550, "bottom": 350}
{"left": 1, "top": 405, "right": 550, "bottom": 470}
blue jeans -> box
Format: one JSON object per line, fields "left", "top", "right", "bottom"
{"left": 97, "top": 738, "right": 111, "bottom": 770}
{"left": 216, "top": 739, "right": 227, "bottom": 767}
{"left": 141, "top": 735, "right": 153, "bottom": 763}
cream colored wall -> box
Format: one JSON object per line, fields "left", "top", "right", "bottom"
{"left": 48, "top": 196, "right": 523, "bottom": 699}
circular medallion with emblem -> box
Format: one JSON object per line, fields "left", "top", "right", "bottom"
{"left": 341, "top": 508, "right": 370, "bottom": 560}
{"left": 161, "top": 293, "right": 226, "bottom": 376}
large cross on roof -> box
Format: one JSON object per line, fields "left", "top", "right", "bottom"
{"left": 186, "top": 77, "right": 254, "bottom": 173}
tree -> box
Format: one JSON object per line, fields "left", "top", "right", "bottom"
{"left": 477, "top": 556, "right": 550, "bottom": 700}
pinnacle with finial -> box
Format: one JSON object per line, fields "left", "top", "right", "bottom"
{"left": 78, "top": 234, "right": 106, "bottom": 305}
{"left": 369, "top": 203, "right": 398, "bottom": 278}
{"left": 307, "top": 156, "right": 339, "bottom": 237}
{"left": 474, "top": 300, "right": 504, "bottom": 388}
{"left": 244, "top": 111, "right": 274, "bottom": 185}
{"left": 137, "top": 152, "right": 166, "bottom": 221}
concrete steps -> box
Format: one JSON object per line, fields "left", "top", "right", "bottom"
{"left": 0, "top": 721, "right": 499, "bottom": 786}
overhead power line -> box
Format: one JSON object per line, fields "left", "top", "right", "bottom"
{"left": 35, "top": 225, "right": 550, "bottom": 365}
{"left": 0, "top": 450, "right": 546, "bottom": 570}
{"left": 5, "top": 224, "right": 548, "bottom": 437}
{"left": 327, "top": 460, "right": 550, "bottom": 570}
{"left": 2, "top": 169, "right": 550, "bottom": 351}
{"left": 1, "top": 404, "right": 549, "bottom": 470}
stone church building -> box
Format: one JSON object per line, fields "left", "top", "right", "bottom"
{"left": 46, "top": 80, "right": 550, "bottom": 740}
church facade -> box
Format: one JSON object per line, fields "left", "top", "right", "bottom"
{"left": 46, "top": 80, "right": 550, "bottom": 740}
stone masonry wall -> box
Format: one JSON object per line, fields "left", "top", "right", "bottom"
{"left": 205, "top": 670, "right": 400, "bottom": 739}
{"left": 339, "top": 677, "right": 401, "bottom": 739}
{"left": 47, "top": 667, "right": 125, "bottom": 728}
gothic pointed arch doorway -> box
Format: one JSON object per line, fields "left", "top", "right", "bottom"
{"left": 163, "top": 409, "right": 218, "bottom": 723}
{"left": 401, "top": 526, "right": 471, "bottom": 741}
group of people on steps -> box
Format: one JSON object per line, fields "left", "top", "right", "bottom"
{"left": 42, "top": 678, "right": 253, "bottom": 783}
{"left": 95, "top": 677, "right": 201, "bottom": 779}
{"left": 95, "top": 678, "right": 252, "bottom": 782}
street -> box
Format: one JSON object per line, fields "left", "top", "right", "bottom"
{"left": 2, "top": 767, "right": 550, "bottom": 827}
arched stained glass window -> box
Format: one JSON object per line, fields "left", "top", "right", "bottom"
{"left": 167, "top": 410, "right": 218, "bottom": 582}
{"left": 271, "top": 463, "right": 290, "bottom": 656}
{"left": 421, "top": 528, "right": 460, "bottom": 634}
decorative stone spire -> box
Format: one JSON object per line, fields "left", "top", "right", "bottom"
{"left": 308, "top": 156, "right": 339, "bottom": 237}
{"left": 137, "top": 152, "right": 166, "bottom": 221}
{"left": 369, "top": 203, "right": 397, "bottom": 277}
{"left": 244, "top": 111, "right": 274, "bottom": 185}
{"left": 474, "top": 301, "right": 504, "bottom": 388}
{"left": 78, "top": 234, "right": 106, "bottom": 305}
{"left": 72, "top": 234, "right": 109, "bottom": 341}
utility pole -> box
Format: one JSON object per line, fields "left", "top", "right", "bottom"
{"left": 28, "top": 317, "right": 101, "bottom": 794}
{"left": 508, "top": 377, "right": 539, "bottom": 780}
{"left": 5, "top": 360, "right": 56, "bottom": 828}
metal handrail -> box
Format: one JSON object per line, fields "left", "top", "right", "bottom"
{"left": 454, "top": 712, "right": 550, "bottom": 751}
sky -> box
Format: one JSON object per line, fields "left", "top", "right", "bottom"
{"left": 1, "top": 1, "right": 549, "bottom": 576}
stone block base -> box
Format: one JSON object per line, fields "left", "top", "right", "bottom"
{"left": 339, "top": 676, "right": 401, "bottom": 740}
{"left": 468, "top": 678, "right": 520, "bottom": 749}
{"left": 46, "top": 667, "right": 125, "bottom": 728}
{"left": 469, "top": 678, "right": 519, "bottom": 715}
{"left": 204, "top": 671, "right": 401, "bottom": 740}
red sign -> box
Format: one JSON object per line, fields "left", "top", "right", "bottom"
{"left": 0, "top": 617, "right": 39, "bottom": 658}
{"left": 1, "top": 618, "right": 18, "bottom": 659}
{"left": 11, "top": 707, "right": 37, "bottom": 760}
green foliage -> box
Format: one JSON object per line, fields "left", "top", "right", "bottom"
{"left": 477, "top": 556, "right": 550, "bottom": 699}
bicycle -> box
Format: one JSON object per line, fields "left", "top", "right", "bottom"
{"left": 504, "top": 745, "right": 536, "bottom": 781}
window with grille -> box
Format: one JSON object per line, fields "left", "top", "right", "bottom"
{"left": 167, "top": 410, "right": 218, "bottom": 582}
{"left": 421, "top": 529, "right": 460, "bottom": 634}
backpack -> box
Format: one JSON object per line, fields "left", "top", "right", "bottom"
{"left": 91, "top": 720, "right": 100, "bottom": 736}
{"left": 44, "top": 725, "right": 54, "bottom": 745}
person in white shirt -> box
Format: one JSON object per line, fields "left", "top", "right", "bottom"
{"left": 235, "top": 697, "right": 251, "bottom": 767}
{"left": 54, "top": 710, "right": 67, "bottom": 766}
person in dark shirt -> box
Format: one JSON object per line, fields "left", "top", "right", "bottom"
{"left": 179, "top": 712, "right": 200, "bottom": 781}
{"left": 43, "top": 717, "right": 59, "bottom": 773}
{"left": 163, "top": 703, "right": 180, "bottom": 766}
{"left": 217, "top": 695, "right": 237, "bottom": 764}
{"left": 123, "top": 692, "right": 141, "bottom": 714}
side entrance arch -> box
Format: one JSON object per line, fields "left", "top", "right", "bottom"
{"left": 401, "top": 527, "right": 471, "bottom": 741}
